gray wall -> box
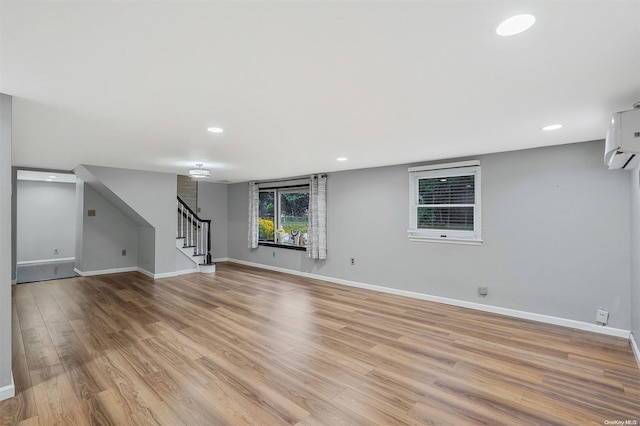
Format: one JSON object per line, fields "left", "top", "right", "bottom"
{"left": 77, "top": 184, "right": 138, "bottom": 272}
{"left": 0, "top": 94, "right": 13, "bottom": 395}
{"left": 630, "top": 169, "right": 640, "bottom": 350}
{"left": 74, "top": 180, "right": 85, "bottom": 269}
{"left": 197, "top": 181, "right": 228, "bottom": 260}
{"left": 137, "top": 226, "right": 155, "bottom": 274}
{"left": 10, "top": 170, "right": 16, "bottom": 283}
{"left": 228, "top": 141, "right": 632, "bottom": 329}
{"left": 80, "top": 165, "right": 177, "bottom": 275}
{"left": 16, "top": 180, "right": 76, "bottom": 263}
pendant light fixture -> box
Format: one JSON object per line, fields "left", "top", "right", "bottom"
{"left": 189, "top": 163, "right": 211, "bottom": 179}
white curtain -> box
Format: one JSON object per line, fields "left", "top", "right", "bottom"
{"left": 308, "top": 174, "right": 327, "bottom": 259}
{"left": 248, "top": 181, "right": 259, "bottom": 249}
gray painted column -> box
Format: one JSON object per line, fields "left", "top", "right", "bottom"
{"left": 0, "top": 94, "right": 14, "bottom": 399}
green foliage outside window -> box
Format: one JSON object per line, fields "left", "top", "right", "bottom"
{"left": 259, "top": 188, "right": 309, "bottom": 244}
{"left": 280, "top": 217, "right": 308, "bottom": 234}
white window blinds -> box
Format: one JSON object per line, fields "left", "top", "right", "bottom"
{"left": 408, "top": 161, "right": 481, "bottom": 244}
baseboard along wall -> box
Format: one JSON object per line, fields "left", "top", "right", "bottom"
{"left": 17, "top": 257, "right": 75, "bottom": 265}
{"left": 225, "top": 258, "right": 632, "bottom": 340}
{"left": 73, "top": 258, "right": 634, "bottom": 342}
{"left": 0, "top": 376, "right": 15, "bottom": 402}
{"left": 630, "top": 332, "right": 640, "bottom": 371}
{"left": 74, "top": 266, "right": 199, "bottom": 280}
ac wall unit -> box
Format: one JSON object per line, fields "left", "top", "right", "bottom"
{"left": 604, "top": 106, "right": 640, "bottom": 170}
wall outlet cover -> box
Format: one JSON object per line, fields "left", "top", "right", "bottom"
{"left": 596, "top": 309, "right": 609, "bottom": 325}
{"left": 478, "top": 286, "right": 488, "bottom": 296}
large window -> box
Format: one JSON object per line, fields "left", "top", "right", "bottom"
{"left": 408, "top": 161, "right": 481, "bottom": 244}
{"left": 259, "top": 186, "right": 309, "bottom": 249}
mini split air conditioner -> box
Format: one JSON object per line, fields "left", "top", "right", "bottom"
{"left": 604, "top": 106, "right": 640, "bottom": 170}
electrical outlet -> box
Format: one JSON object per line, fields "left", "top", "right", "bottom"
{"left": 87, "top": 209, "right": 96, "bottom": 217}
{"left": 121, "top": 249, "right": 127, "bottom": 256}
{"left": 350, "top": 257, "right": 355, "bottom": 266}
{"left": 478, "top": 286, "right": 488, "bottom": 296}
{"left": 596, "top": 309, "right": 609, "bottom": 325}
{"left": 53, "top": 248, "right": 59, "bottom": 255}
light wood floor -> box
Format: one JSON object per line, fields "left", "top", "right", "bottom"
{"left": 1, "top": 262, "right": 639, "bottom": 425}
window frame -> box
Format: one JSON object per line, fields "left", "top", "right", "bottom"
{"left": 408, "top": 160, "right": 482, "bottom": 245}
{"left": 258, "top": 184, "right": 309, "bottom": 251}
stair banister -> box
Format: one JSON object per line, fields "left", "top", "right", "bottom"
{"left": 177, "top": 196, "right": 213, "bottom": 266}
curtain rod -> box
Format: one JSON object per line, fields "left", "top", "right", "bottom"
{"left": 252, "top": 173, "right": 326, "bottom": 185}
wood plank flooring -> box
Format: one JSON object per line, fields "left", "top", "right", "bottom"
{"left": 1, "top": 262, "right": 639, "bottom": 425}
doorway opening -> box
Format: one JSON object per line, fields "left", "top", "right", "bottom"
{"left": 15, "top": 169, "right": 79, "bottom": 283}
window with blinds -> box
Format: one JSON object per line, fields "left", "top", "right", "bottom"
{"left": 408, "top": 161, "right": 481, "bottom": 244}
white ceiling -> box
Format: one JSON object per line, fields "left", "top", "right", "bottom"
{"left": 2, "top": 1, "right": 639, "bottom": 182}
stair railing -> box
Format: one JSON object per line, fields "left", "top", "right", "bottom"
{"left": 177, "top": 196, "right": 212, "bottom": 265}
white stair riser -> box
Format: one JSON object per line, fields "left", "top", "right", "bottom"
{"left": 176, "top": 237, "right": 214, "bottom": 274}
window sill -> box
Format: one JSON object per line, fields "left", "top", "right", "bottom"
{"left": 407, "top": 230, "right": 482, "bottom": 245}
{"left": 408, "top": 236, "right": 483, "bottom": 246}
{"left": 259, "top": 242, "right": 307, "bottom": 251}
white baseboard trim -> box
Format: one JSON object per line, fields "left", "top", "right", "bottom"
{"left": 11, "top": 279, "right": 17, "bottom": 286}
{"left": 74, "top": 266, "right": 203, "bottom": 280}
{"left": 136, "top": 268, "right": 155, "bottom": 279}
{"left": 153, "top": 271, "right": 178, "bottom": 279}
{"left": 175, "top": 268, "right": 200, "bottom": 276}
{"left": 18, "top": 257, "right": 75, "bottom": 265}
{"left": 226, "top": 258, "right": 631, "bottom": 340}
{"left": 0, "top": 375, "right": 15, "bottom": 402}
{"left": 74, "top": 266, "right": 138, "bottom": 277}
{"left": 630, "top": 332, "right": 640, "bottom": 370}
{"left": 75, "top": 266, "right": 177, "bottom": 280}
{"left": 128, "top": 268, "right": 177, "bottom": 280}
{"left": 213, "top": 257, "right": 229, "bottom": 263}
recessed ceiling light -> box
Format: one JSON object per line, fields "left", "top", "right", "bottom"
{"left": 542, "top": 124, "right": 562, "bottom": 131}
{"left": 496, "top": 14, "right": 536, "bottom": 36}
{"left": 337, "top": 157, "right": 348, "bottom": 161}
{"left": 48, "top": 175, "right": 57, "bottom": 179}
{"left": 207, "top": 127, "right": 224, "bottom": 133}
